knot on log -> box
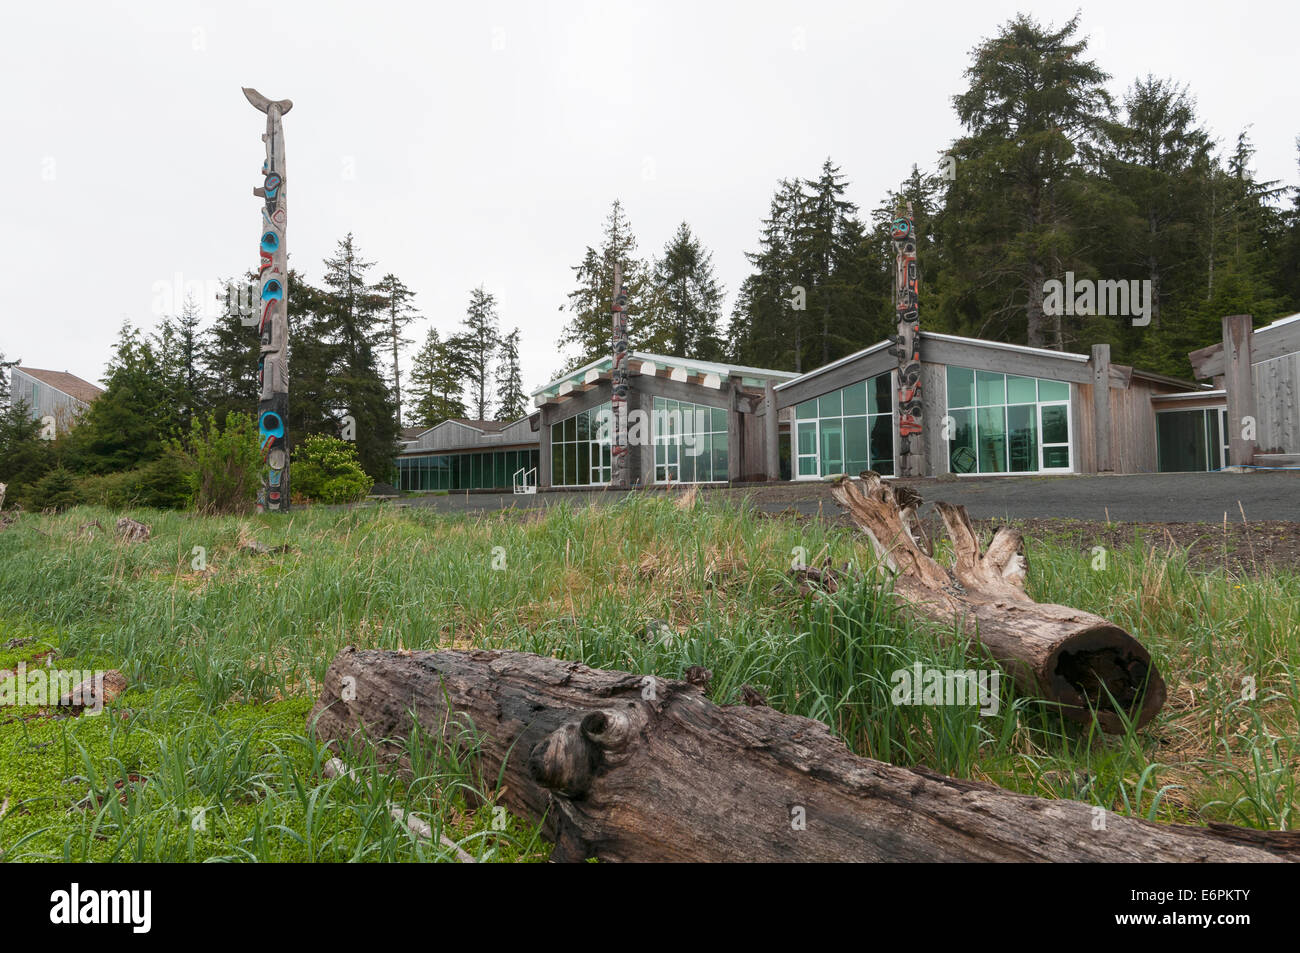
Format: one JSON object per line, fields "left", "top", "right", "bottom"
{"left": 528, "top": 709, "right": 634, "bottom": 798}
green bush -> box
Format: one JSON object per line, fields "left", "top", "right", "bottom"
{"left": 292, "top": 434, "right": 373, "bottom": 505}
{"left": 24, "top": 467, "right": 83, "bottom": 512}
{"left": 170, "top": 413, "right": 262, "bottom": 515}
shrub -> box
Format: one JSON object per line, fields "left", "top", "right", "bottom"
{"left": 170, "top": 413, "right": 262, "bottom": 515}
{"left": 24, "top": 467, "right": 83, "bottom": 512}
{"left": 292, "top": 434, "right": 373, "bottom": 505}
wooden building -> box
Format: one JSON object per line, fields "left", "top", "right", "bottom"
{"left": 8, "top": 367, "right": 104, "bottom": 435}
{"left": 393, "top": 319, "right": 1300, "bottom": 492}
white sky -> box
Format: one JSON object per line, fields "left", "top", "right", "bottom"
{"left": 2, "top": 0, "right": 1296, "bottom": 397}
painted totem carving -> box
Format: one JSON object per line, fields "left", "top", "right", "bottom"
{"left": 244, "top": 87, "right": 292, "bottom": 512}
{"left": 891, "top": 203, "right": 925, "bottom": 477}
{"left": 610, "top": 264, "right": 630, "bottom": 487}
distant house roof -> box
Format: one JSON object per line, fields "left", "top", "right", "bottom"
{"left": 399, "top": 426, "right": 428, "bottom": 441}
{"left": 15, "top": 367, "right": 105, "bottom": 405}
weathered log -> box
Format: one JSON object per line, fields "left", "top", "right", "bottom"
{"left": 115, "top": 517, "right": 151, "bottom": 543}
{"left": 308, "top": 647, "right": 1298, "bottom": 863}
{"left": 830, "top": 475, "right": 1164, "bottom": 732}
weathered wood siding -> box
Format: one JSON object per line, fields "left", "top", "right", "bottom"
{"left": 1078, "top": 379, "right": 1174, "bottom": 474}
{"left": 1253, "top": 351, "right": 1300, "bottom": 454}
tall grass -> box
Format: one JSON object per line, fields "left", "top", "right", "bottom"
{"left": 0, "top": 492, "right": 1296, "bottom": 860}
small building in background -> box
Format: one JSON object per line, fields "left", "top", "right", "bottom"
{"left": 8, "top": 367, "right": 104, "bottom": 436}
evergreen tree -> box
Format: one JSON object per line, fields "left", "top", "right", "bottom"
{"left": 199, "top": 275, "right": 260, "bottom": 425}
{"left": 408, "top": 327, "right": 469, "bottom": 426}
{"left": 313, "top": 235, "right": 400, "bottom": 480}
{"left": 560, "top": 200, "right": 650, "bottom": 368}
{"left": 456, "top": 286, "right": 500, "bottom": 420}
{"left": 495, "top": 328, "right": 527, "bottom": 420}
{"left": 945, "top": 13, "right": 1113, "bottom": 349}
{"left": 794, "top": 159, "right": 861, "bottom": 365}
{"left": 728, "top": 179, "right": 807, "bottom": 369}
{"left": 644, "top": 223, "right": 725, "bottom": 360}
{"left": 66, "top": 322, "right": 170, "bottom": 473}
{"left": 0, "top": 396, "right": 53, "bottom": 502}
{"left": 373, "top": 273, "right": 420, "bottom": 426}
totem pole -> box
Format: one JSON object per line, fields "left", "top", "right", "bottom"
{"left": 610, "top": 264, "right": 630, "bottom": 487}
{"left": 244, "top": 87, "right": 292, "bottom": 512}
{"left": 891, "top": 202, "right": 925, "bottom": 477}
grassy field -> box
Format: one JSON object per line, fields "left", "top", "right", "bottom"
{"left": 0, "top": 493, "right": 1296, "bottom": 861}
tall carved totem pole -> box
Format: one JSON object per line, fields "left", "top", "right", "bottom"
{"left": 610, "top": 264, "right": 630, "bottom": 487}
{"left": 244, "top": 87, "right": 292, "bottom": 512}
{"left": 891, "top": 203, "right": 925, "bottom": 477}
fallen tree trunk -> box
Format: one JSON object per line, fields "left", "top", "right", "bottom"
{"left": 830, "top": 475, "right": 1165, "bottom": 732}
{"left": 308, "top": 647, "right": 1298, "bottom": 863}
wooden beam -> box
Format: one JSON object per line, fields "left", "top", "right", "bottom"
{"left": 1192, "top": 316, "right": 1300, "bottom": 379}
{"left": 1091, "top": 344, "right": 1113, "bottom": 472}
{"left": 1223, "top": 314, "right": 1258, "bottom": 466}
{"left": 763, "top": 379, "right": 779, "bottom": 480}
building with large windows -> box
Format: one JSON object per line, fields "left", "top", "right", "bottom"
{"left": 531, "top": 352, "right": 799, "bottom": 489}
{"left": 772, "top": 332, "right": 1208, "bottom": 478}
{"left": 394, "top": 324, "right": 1270, "bottom": 492}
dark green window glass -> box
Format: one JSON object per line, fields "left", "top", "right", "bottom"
{"left": 796, "top": 400, "right": 816, "bottom": 420}
{"left": 977, "top": 407, "right": 1007, "bottom": 472}
{"left": 870, "top": 415, "right": 894, "bottom": 473}
{"left": 1007, "top": 404, "right": 1038, "bottom": 472}
{"left": 1041, "top": 404, "right": 1068, "bottom": 444}
{"left": 845, "top": 417, "right": 870, "bottom": 474}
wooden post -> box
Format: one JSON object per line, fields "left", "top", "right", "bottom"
{"left": 610, "top": 265, "right": 630, "bottom": 488}
{"left": 1090, "top": 343, "right": 1112, "bottom": 472}
{"left": 244, "top": 87, "right": 292, "bottom": 512}
{"left": 891, "top": 204, "right": 925, "bottom": 477}
{"left": 763, "top": 379, "right": 779, "bottom": 481}
{"left": 1222, "top": 314, "right": 1258, "bottom": 466}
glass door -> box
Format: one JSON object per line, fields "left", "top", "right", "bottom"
{"left": 1038, "top": 402, "right": 1072, "bottom": 472}
{"left": 819, "top": 420, "right": 844, "bottom": 476}
{"left": 796, "top": 421, "right": 819, "bottom": 478}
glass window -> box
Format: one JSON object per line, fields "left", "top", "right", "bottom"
{"left": 1007, "top": 404, "right": 1038, "bottom": 472}
{"left": 845, "top": 418, "right": 870, "bottom": 474}
{"left": 977, "top": 407, "right": 1007, "bottom": 473}
{"left": 945, "top": 367, "right": 1070, "bottom": 475}
{"left": 1039, "top": 379, "right": 1069, "bottom": 402}
{"left": 650, "top": 396, "right": 727, "bottom": 483}
{"left": 946, "top": 367, "right": 974, "bottom": 409}
{"left": 817, "top": 390, "right": 842, "bottom": 418}
{"left": 796, "top": 400, "right": 816, "bottom": 420}
{"left": 976, "top": 371, "right": 1005, "bottom": 407}
{"left": 1007, "top": 375, "right": 1037, "bottom": 404}
{"left": 1041, "top": 404, "right": 1069, "bottom": 444}
{"left": 947, "top": 408, "right": 976, "bottom": 474}
{"left": 843, "top": 381, "right": 868, "bottom": 416}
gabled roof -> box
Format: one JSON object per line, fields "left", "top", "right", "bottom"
{"left": 14, "top": 367, "right": 105, "bottom": 405}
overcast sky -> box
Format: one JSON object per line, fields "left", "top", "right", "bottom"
{"left": 2, "top": 0, "right": 1296, "bottom": 399}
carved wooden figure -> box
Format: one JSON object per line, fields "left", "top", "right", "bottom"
{"left": 244, "top": 87, "right": 293, "bottom": 512}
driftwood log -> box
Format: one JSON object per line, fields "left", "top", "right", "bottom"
{"left": 830, "top": 475, "right": 1165, "bottom": 732}
{"left": 309, "top": 647, "right": 1298, "bottom": 863}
